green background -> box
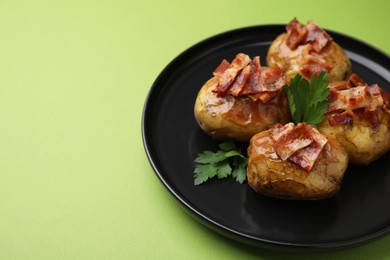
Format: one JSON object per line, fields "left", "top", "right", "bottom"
{"left": 0, "top": 0, "right": 389, "bottom": 259}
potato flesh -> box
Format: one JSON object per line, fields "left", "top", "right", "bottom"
{"left": 194, "top": 77, "right": 291, "bottom": 142}
{"left": 247, "top": 130, "right": 348, "bottom": 200}
{"left": 317, "top": 114, "right": 390, "bottom": 165}
{"left": 267, "top": 33, "right": 352, "bottom": 82}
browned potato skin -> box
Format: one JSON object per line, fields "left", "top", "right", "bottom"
{"left": 317, "top": 114, "right": 390, "bottom": 165}
{"left": 267, "top": 33, "right": 352, "bottom": 82}
{"left": 194, "top": 77, "right": 291, "bottom": 142}
{"left": 247, "top": 130, "right": 348, "bottom": 200}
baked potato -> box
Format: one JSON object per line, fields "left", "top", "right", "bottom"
{"left": 317, "top": 74, "right": 390, "bottom": 165}
{"left": 194, "top": 53, "right": 291, "bottom": 142}
{"left": 247, "top": 123, "right": 348, "bottom": 200}
{"left": 267, "top": 18, "right": 352, "bottom": 82}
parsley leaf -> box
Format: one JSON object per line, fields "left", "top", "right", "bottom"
{"left": 232, "top": 156, "right": 248, "bottom": 184}
{"left": 284, "top": 72, "right": 330, "bottom": 126}
{"left": 194, "top": 141, "right": 248, "bottom": 185}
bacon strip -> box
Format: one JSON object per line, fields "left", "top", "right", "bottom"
{"left": 347, "top": 73, "right": 366, "bottom": 88}
{"left": 239, "top": 56, "right": 262, "bottom": 95}
{"left": 327, "top": 86, "right": 370, "bottom": 113}
{"left": 285, "top": 18, "right": 308, "bottom": 50}
{"left": 328, "top": 112, "right": 354, "bottom": 126}
{"left": 212, "top": 54, "right": 285, "bottom": 102}
{"left": 271, "top": 123, "right": 327, "bottom": 172}
{"left": 214, "top": 54, "right": 251, "bottom": 92}
{"left": 300, "top": 52, "right": 332, "bottom": 78}
{"left": 285, "top": 18, "right": 332, "bottom": 52}
{"left": 305, "top": 22, "right": 333, "bottom": 52}
{"left": 289, "top": 134, "right": 327, "bottom": 172}
{"left": 213, "top": 59, "right": 230, "bottom": 77}
{"left": 227, "top": 65, "right": 251, "bottom": 96}
{"left": 272, "top": 123, "right": 313, "bottom": 161}
{"left": 326, "top": 74, "right": 390, "bottom": 127}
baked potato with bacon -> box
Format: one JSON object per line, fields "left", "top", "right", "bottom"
{"left": 247, "top": 122, "right": 348, "bottom": 200}
{"left": 267, "top": 18, "right": 352, "bottom": 82}
{"left": 194, "top": 53, "right": 291, "bottom": 142}
{"left": 317, "top": 74, "right": 390, "bottom": 165}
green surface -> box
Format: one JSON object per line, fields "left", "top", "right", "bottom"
{"left": 0, "top": 0, "right": 389, "bottom": 259}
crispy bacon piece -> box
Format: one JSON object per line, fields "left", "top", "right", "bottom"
{"left": 326, "top": 74, "right": 390, "bottom": 128}
{"left": 328, "top": 112, "right": 354, "bottom": 126}
{"left": 306, "top": 22, "right": 333, "bottom": 52}
{"left": 227, "top": 65, "right": 251, "bottom": 96}
{"left": 300, "top": 61, "right": 331, "bottom": 79}
{"left": 260, "top": 66, "right": 285, "bottom": 91}
{"left": 214, "top": 54, "right": 251, "bottom": 92}
{"left": 213, "top": 59, "right": 230, "bottom": 77}
{"left": 347, "top": 73, "right": 366, "bottom": 88}
{"left": 271, "top": 123, "right": 328, "bottom": 172}
{"left": 300, "top": 50, "right": 332, "bottom": 78}
{"left": 327, "top": 86, "right": 369, "bottom": 113}
{"left": 289, "top": 138, "right": 327, "bottom": 172}
{"left": 285, "top": 18, "right": 308, "bottom": 50}
{"left": 272, "top": 123, "right": 313, "bottom": 161}
{"left": 285, "top": 18, "right": 332, "bottom": 52}
{"left": 213, "top": 54, "right": 285, "bottom": 102}
{"left": 239, "top": 56, "right": 262, "bottom": 95}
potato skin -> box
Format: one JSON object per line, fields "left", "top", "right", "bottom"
{"left": 267, "top": 33, "right": 352, "bottom": 82}
{"left": 317, "top": 114, "right": 390, "bottom": 165}
{"left": 194, "top": 77, "right": 291, "bottom": 142}
{"left": 247, "top": 130, "right": 348, "bottom": 200}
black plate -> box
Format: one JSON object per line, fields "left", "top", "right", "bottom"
{"left": 142, "top": 25, "right": 390, "bottom": 251}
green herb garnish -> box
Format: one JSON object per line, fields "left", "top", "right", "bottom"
{"left": 284, "top": 72, "right": 330, "bottom": 126}
{"left": 194, "top": 141, "right": 248, "bottom": 185}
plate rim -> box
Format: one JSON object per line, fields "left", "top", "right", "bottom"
{"left": 142, "top": 24, "right": 390, "bottom": 251}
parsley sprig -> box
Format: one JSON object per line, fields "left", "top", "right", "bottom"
{"left": 194, "top": 141, "right": 248, "bottom": 185}
{"left": 284, "top": 72, "right": 330, "bottom": 126}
